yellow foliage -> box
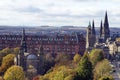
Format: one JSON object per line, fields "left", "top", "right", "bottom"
{"left": 73, "top": 53, "right": 81, "bottom": 64}
{"left": 39, "top": 65, "right": 76, "bottom": 80}
{"left": 4, "top": 65, "right": 25, "bottom": 80}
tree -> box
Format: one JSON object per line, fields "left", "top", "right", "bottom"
{"left": 89, "top": 49, "right": 104, "bottom": 66}
{"left": 55, "top": 53, "right": 72, "bottom": 65}
{"left": 44, "top": 53, "right": 55, "bottom": 73}
{"left": 0, "top": 54, "right": 15, "bottom": 73}
{"left": 74, "top": 53, "right": 93, "bottom": 80}
{"left": 99, "top": 75, "right": 114, "bottom": 80}
{"left": 4, "top": 65, "right": 25, "bottom": 80}
{"left": 13, "top": 47, "right": 20, "bottom": 55}
{"left": 0, "top": 48, "right": 12, "bottom": 66}
{"left": 73, "top": 53, "right": 81, "bottom": 64}
{"left": 1, "top": 47, "right": 12, "bottom": 54}
{"left": 94, "top": 59, "right": 112, "bottom": 80}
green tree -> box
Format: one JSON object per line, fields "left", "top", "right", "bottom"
{"left": 89, "top": 49, "right": 104, "bottom": 66}
{"left": 94, "top": 59, "right": 112, "bottom": 80}
{"left": 4, "top": 65, "right": 25, "bottom": 80}
{"left": 0, "top": 54, "right": 15, "bottom": 73}
{"left": 74, "top": 53, "right": 93, "bottom": 80}
{"left": 73, "top": 53, "right": 81, "bottom": 64}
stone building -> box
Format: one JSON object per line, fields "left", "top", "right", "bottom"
{"left": 0, "top": 30, "right": 86, "bottom": 55}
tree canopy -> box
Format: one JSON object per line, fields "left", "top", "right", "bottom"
{"left": 73, "top": 53, "right": 81, "bottom": 64}
{"left": 89, "top": 49, "right": 104, "bottom": 66}
{"left": 0, "top": 54, "right": 15, "bottom": 73}
{"left": 74, "top": 53, "right": 93, "bottom": 80}
{"left": 4, "top": 65, "right": 25, "bottom": 80}
{"left": 94, "top": 59, "right": 112, "bottom": 80}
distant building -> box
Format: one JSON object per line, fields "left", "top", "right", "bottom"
{"left": 0, "top": 29, "right": 86, "bottom": 55}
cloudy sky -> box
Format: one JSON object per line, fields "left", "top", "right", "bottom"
{"left": 0, "top": 0, "right": 120, "bottom": 27}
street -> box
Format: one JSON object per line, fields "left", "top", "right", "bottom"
{"left": 112, "top": 61, "right": 120, "bottom": 80}
{"left": 113, "top": 68, "right": 120, "bottom": 80}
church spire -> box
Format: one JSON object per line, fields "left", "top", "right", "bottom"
{"left": 92, "top": 20, "right": 96, "bottom": 35}
{"left": 100, "top": 20, "right": 103, "bottom": 37}
{"left": 20, "top": 28, "right": 27, "bottom": 52}
{"left": 104, "top": 11, "right": 108, "bottom": 26}
{"left": 88, "top": 21, "right": 91, "bottom": 28}
{"left": 103, "top": 11, "right": 110, "bottom": 41}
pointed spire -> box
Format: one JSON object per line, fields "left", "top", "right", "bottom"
{"left": 104, "top": 11, "right": 108, "bottom": 25}
{"left": 100, "top": 20, "right": 103, "bottom": 37}
{"left": 103, "top": 11, "right": 110, "bottom": 40}
{"left": 22, "top": 28, "right": 25, "bottom": 41}
{"left": 20, "top": 28, "right": 27, "bottom": 52}
{"left": 92, "top": 20, "right": 96, "bottom": 35}
{"left": 88, "top": 21, "right": 91, "bottom": 28}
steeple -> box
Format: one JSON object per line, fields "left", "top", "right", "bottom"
{"left": 17, "top": 28, "right": 27, "bottom": 71}
{"left": 88, "top": 21, "right": 91, "bottom": 34}
{"left": 92, "top": 20, "right": 96, "bottom": 35}
{"left": 20, "top": 28, "right": 27, "bottom": 52}
{"left": 104, "top": 11, "right": 109, "bottom": 26}
{"left": 88, "top": 21, "right": 91, "bottom": 28}
{"left": 103, "top": 11, "right": 110, "bottom": 41}
{"left": 100, "top": 20, "right": 103, "bottom": 37}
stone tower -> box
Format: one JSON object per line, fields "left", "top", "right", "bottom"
{"left": 86, "top": 21, "right": 92, "bottom": 49}
{"left": 17, "top": 28, "right": 27, "bottom": 71}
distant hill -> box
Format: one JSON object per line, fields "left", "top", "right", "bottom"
{"left": 0, "top": 26, "right": 119, "bottom": 36}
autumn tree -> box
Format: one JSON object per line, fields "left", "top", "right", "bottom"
{"left": 13, "top": 47, "right": 20, "bottom": 55}
{"left": 99, "top": 75, "right": 114, "bottom": 80}
{"left": 0, "top": 54, "right": 15, "bottom": 73}
{"left": 0, "top": 48, "right": 12, "bottom": 65}
{"left": 4, "top": 65, "right": 25, "bottom": 80}
{"left": 55, "top": 53, "right": 72, "bottom": 65}
{"left": 74, "top": 53, "right": 93, "bottom": 80}
{"left": 94, "top": 59, "right": 112, "bottom": 80}
{"left": 89, "top": 49, "right": 104, "bottom": 66}
{"left": 73, "top": 53, "right": 81, "bottom": 64}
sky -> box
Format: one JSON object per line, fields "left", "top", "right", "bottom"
{"left": 0, "top": 0, "right": 120, "bottom": 27}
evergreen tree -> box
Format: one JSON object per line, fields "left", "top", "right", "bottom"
{"left": 74, "top": 53, "right": 93, "bottom": 80}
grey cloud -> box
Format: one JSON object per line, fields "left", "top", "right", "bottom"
{"left": 16, "top": 6, "right": 44, "bottom": 13}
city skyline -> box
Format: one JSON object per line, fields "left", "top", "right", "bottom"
{"left": 0, "top": 0, "right": 120, "bottom": 27}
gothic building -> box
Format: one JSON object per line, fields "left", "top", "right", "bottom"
{"left": 15, "top": 29, "right": 45, "bottom": 74}
{"left": 86, "top": 11, "right": 110, "bottom": 50}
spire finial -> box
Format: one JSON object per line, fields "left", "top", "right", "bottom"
{"left": 88, "top": 21, "right": 91, "bottom": 28}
